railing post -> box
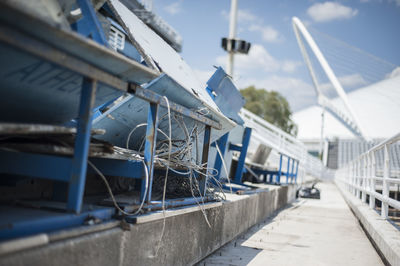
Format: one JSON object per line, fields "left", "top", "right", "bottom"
{"left": 361, "top": 155, "right": 367, "bottom": 203}
{"left": 381, "top": 144, "right": 390, "bottom": 219}
{"left": 369, "top": 152, "right": 376, "bottom": 209}
{"left": 352, "top": 161, "right": 356, "bottom": 196}
{"left": 358, "top": 159, "right": 362, "bottom": 199}
{"left": 347, "top": 164, "right": 351, "bottom": 193}
{"left": 292, "top": 160, "right": 299, "bottom": 184}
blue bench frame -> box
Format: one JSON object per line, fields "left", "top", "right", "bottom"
{"left": 0, "top": 0, "right": 220, "bottom": 240}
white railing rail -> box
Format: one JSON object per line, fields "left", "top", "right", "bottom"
{"left": 336, "top": 132, "right": 400, "bottom": 219}
{"left": 240, "top": 108, "right": 329, "bottom": 180}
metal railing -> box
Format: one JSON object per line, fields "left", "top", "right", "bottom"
{"left": 240, "top": 108, "right": 329, "bottom": 180}
{"left": 336, "top": 132, "right": 400, "bottom": 219}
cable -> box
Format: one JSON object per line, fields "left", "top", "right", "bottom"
{"left": 154, "top": 96, "right": 172, "bottom": 256}
{"left": 126, "top": 123, "right": 170, "bottom": 150}
{"left": 88, "top": 160, "right": 149, "bottom": 216}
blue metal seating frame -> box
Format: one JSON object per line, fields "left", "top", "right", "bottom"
{"left": 0, "top": 0, "right": 221, "bottom": 240}
{"left": 212, "top": 127, "right": 253, "bottom": 191}
{"left": 250, "top": 153, "right": 299, "bottom": 185}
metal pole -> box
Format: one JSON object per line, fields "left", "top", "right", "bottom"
{"left": 227, "top": 0, "right": 238, "bottom": 76}
{"left": 369, "top": 152, "right": 376, "bottom": 209}
{"left": 319, "top": 105, "right": 325, "bottom": 159}
{"left": 200, "top": 125, "right": 212, "bottom": 196}
{"left": 362, "top": 155, "right": 367, "bottom": 203}
{"left": 381, "top": 144, "right": 390, "bottom": 219}
{"left": 67, "top": 78, "right": 97, "bottom": 213}
{"left": 144, "top": 103, "right": 159, "bottom": 203}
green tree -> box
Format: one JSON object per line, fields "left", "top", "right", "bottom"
{"left": 241, "top": 86, "right": 298, "bottom": 136}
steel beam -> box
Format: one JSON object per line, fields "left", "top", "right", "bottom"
{"left": 213, "top": 133, "right": 229, "bottom": 180}
{"left": 67, "top": 78, "right": 97, "bottom": 213}
{"left": 199, "top": 125, "right": 212, "bottom": 196}
{"left": 143, "top": 103, "right": 159, "bottom": 203}
{"left": 233, "top": 127, "right": 252, "bottom": 184}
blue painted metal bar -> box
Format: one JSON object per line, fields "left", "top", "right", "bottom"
{"left": 228, "top": 143, "right": 242, "bottom": 152}
{"left": 67, "top": 78, "right": 97, "bottom": 213}
{"left": 277, "top": 154, "right": 283, "bottom": 184}
{"left": 143, "top": 103, "right": 159, "bottom": 203}
{"left": 0, "top": 206, "right": 114, "bottom": 241}
{"left": 199, "top": 125, "right": 212, "bottom": 196}
{"left": 294, "top": 160, "right": 299, "bottom": 184}
{"left": 73, "top": 0, "right": 108, "bottom": 46}
{"left": 269, "top": 173, "right": 274, "bottom": 183}
{"left": 250, "top": 168, "right": 280, "bottom": 185}
{"left": 213, "top": 133, "right": 229, "bottom": 180}
{"left": 233, "top": 127, "right": 252, "bottom": 184}
{"left": 286, "top": 157, "right": 291, "bottom": 184}
{"left": 88, "top": 158, "right": 144, "bottom": 178}
{"left": 0, "top": 150, "right": 72, "bottom": 182}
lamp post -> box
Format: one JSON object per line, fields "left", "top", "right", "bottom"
{"left": 227, "top": 0, "right": 238, "bottom": 76}
{"left": 222, "top": 0, "right": 251, "bottom": 77}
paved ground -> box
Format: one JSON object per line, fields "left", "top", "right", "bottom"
{"left": 199, "top": 182, "right": 384, "bottom": 266}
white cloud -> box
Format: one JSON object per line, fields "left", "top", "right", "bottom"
{"left": 361, "top": 0, "right": 400, "bottom": 6}
{"left": 238, "top": 9, "right": 259, "bottom": 22}
{"left": 164, "top": 2, "right": 182, "bottom": 15}
{"left": 249, "top": 25, "right": 281, "bottom": 43}
{"left": 386, "top": 67, "right": 400, "bottom": 79}
{"left": 339, "top": 73, "right": 367, "bottom": 88}
{"left": 193, "top": 68, "right": 214, "bottom": 85}
{"left": 221, "top": 9, "right": 282, "bottom": 44}
{"left": 281, "top": 61, "right": 302, "bottom": 73}
{"left": 221, "top": 9, "right": 259, "bottom": 23}
{"left": 307, "top": 2, "right": 358, "bottom": 23}
{"left": 216, "top": 44, "right": 301, "bottom": 74}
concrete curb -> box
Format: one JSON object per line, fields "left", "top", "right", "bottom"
{"left": 336, "top": 181, "right": 400, "bottom": 266}
{"left": 0, "top": 185, "right": 296, "bottom": 266}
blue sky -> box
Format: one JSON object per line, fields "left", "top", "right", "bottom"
{"left": 150, "top": 0, "right": 400, "bottom": 111}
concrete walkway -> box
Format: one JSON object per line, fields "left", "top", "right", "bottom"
{"left": 199, "top": 182, "right": 384, "bottom": 266}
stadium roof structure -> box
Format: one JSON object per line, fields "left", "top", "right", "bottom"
{"left": 293, "top": 74, "right": 400, "bottom": 140}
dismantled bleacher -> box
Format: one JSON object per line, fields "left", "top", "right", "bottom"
{"left": 0, "top": 0, "right": 323, "bottom": 243}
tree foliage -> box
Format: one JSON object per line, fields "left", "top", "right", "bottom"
{"left": 241, "top": 86, "right": 298, "bottom": 136}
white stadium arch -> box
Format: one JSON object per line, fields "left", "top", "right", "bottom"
{"left": 292, "top": 17, "right": 369, "bottom": 140}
